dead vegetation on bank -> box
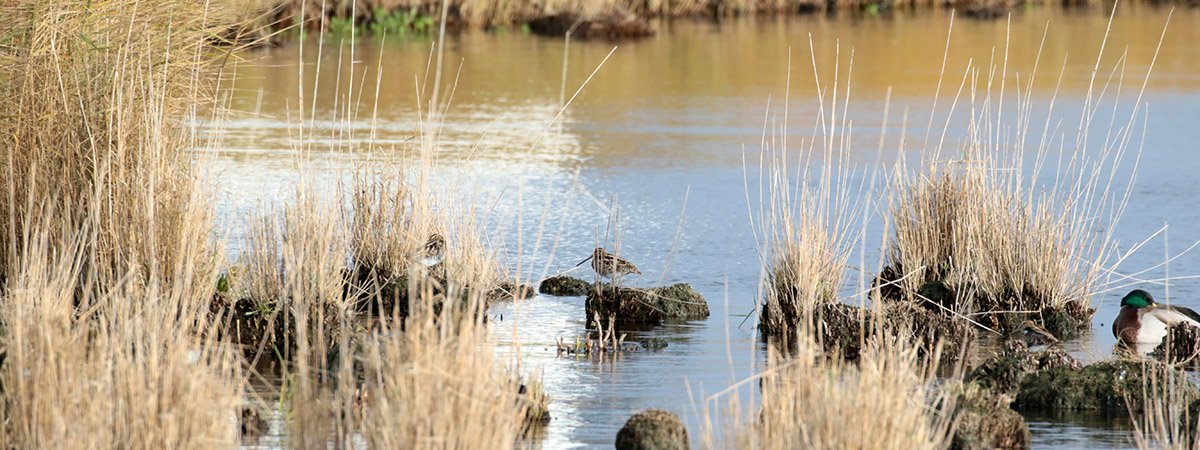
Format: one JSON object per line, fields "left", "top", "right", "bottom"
{"left": 700, "top": 334, "right": 961, "bottom": 449}
{"left": 245, "top": 0, "right": 1130, "bottom": 44}
{"left": 0, "top": 0, "right": 247, "bottom": 445}
{"left": 0, "top": 0, "right": 543, "bottom": 446}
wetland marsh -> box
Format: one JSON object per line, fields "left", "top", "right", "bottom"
{"left": 5, "top": 1, "right": 1200, "bottom": 449}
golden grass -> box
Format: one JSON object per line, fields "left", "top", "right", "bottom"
{"left": 879, "top": 13, "right": 1160, "bottom": 335}
{"left": 1134, "top": 362, "right": 1200, "bottom": 450}
{"left": 1, "top": 229, "right": 243, "bottom": 448}
{"left": 754, "top": 47, "right": 872, "bottom": 337}
{"left": 0, "top": 0, "right": 242, "bottom": 290}
{"left": 0, "top": 0, "right": 251, "bottom": 446}
{"left": 358, "top": 293, "right": 532, "bottom": 448}
{"left": 701, "top": 333, "right": 957, "bottom": 449}
{"left": 349, "top": 166, "right": 503, "bottom": 298}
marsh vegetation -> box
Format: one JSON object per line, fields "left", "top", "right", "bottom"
{"left": 2, "top": 0, "right": 1199, "bottom": 449}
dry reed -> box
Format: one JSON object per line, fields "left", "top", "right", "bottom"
{"left": 755, "top": 46, "right": 872, "bottom": 338}
{"left": 1134, "top": 360, "right": 1200, "bottom": 450}
{"left": 879, "top": 13, "right": 1156, "bottom": 336}
{"left": 701, "top": 333, "right": 958, "bottom": 449}
{"left": 0, "top": 0, "right": 250, "bottom": 446}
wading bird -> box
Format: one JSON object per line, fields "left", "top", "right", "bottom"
{"left": 1009, "top": 320, "right": 1059, "bottom": 347}
{"left": 577, "top": 247, "right": 641, "bottom": 281}
{"left": 1113, "top": 289, "right": 1200, "bottom": 345}
{"left": 419, "top": 233, "right": 445, "bottom": 267}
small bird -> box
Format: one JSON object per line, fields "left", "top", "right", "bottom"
{"left": 1009, "top": 320, "right": 1059, "bottom": 347}
{"left": 577, "top": 247, "right": 641, "bottom": 281}
{"left": 1113, "top": 289, "right": 1200, "bottom": 345}
{"left": 419, "top": 233, "right": 445, "bottom": 267}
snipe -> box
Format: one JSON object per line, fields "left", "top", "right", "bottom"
{"left": 419, "top": 233, "right": 445, "bottom": 267}
{"left": 577, "top": 247, "right": 641, "bottom": 281}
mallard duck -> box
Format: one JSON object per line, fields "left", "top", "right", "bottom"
{"left": 1112, "top": 289, "right": 1200, "bottom": 345}
{"left": 577, "top": 247, "right": 641, "bottom": 281}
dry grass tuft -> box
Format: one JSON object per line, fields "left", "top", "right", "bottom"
{"left": 877, "top": 14, "right": 1154, "bottom": 337}
{"left": 358, "top": 293, "right": 532, "bottom": 448}
{"left": 703, "top": 333, "right": 958, "bottom": 449}
{"left": 1133, "top": 361, "right": 1200, "bottom": 450}
{"left": 0, "top": 1, "right": 251, "bottom": 446}
{"left": 754, "top": 50, "right": 869, "bottom": 338}
{"left": 1, "top": 229, "right": 242, "bottom": 448}
{"left": 0, "top": 0, "right": 241, "bottom": 290}
{"left": 882, "top": 154, "right": 1097, "bottom": 335}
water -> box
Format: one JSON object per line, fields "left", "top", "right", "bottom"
{"left": 210, "top": 5, "right": 1200, "bottom": 448}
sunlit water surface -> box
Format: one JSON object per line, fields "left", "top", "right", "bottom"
{"left": 207, "top": 6, "right": 1200, "bottom": 448}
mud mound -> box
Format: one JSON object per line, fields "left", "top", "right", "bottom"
{"left": 538, "top": 275, "right": 591, "bottom": 297}
{"left": 1152, "top": 323, "right": 1200, "bottom": 366}
{"left": 1015, "top": 360, "right": 1200, "bottom": 411}
{"left": 527, "top": 11, "right": 654, "bottom": 40}
{"left": 585, "top": 283, "right": 709, "bottom": 325}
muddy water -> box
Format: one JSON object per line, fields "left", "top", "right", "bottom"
{"left": 212, "top": 5, "right": 1200, "bottom": 448}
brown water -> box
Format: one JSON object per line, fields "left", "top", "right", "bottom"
{"left": 212, "top": 5, "right": 1200, "bottom": 448}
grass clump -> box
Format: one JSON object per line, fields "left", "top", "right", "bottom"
{"left": 708, "top": 334, "right": 957, "bottom": 449}
{"left": 348, "top": 167, "right": 505, "bottom": 318}
{"left": 358, "top": 293, "right": 533, "bottom": 448}
{"left": 754, "top": 74, "right": 864, "bottom": 339}
{"left": 0, "top": 0, "right": 237, "bottom": 290}
{"left": 876, "top": 16, "right": 1151, "bottom": 338}
{"left": 879, "top": 153, "right": 1098, "bottom": 336}
{"left": 0, "top": 0, "right": 248, "bottom": 446}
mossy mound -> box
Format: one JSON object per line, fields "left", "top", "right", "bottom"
{"left": 538, "top": 275, "right": 591, "bottom": 297}
{"left": 968, "top": 341, "right": 1039, "bottom": 394}
{"left": 487, "top": 281, "right": 536, "bottom": 302}
{"left": 874, "top": 266, "right": 1094, "bottom": 339}
{"left": 883, "top": 300, "right": 971, "bottom": 361}
{"left": 1015, "top": 360, "right": 1200, "bottom": 411}
{"left": 1152, "top": 323, "right": 1200, "bottom": 366}
{"left": 760, "top": 301, "right": 966, "bottom": 362}
{"left": 214, "top": 296, "right": 347, "bottom": 363}
{"left": 527, "top": 11, "right": 654, "bottom": 40}
{"left": 615, "top": 408, "right": 689, "bottom": 450}
{"left": 585, "top": 283, "right": 709, "bottom": 325}
{"left": 947, "top": 382, "right": 1031, "bottom": 450}
{"left": 968, "top": 341, "right": 1081, "bottom": 394}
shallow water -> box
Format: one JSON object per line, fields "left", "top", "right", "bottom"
{"left": 209, "top": 5, "right": 1200, "bottom": 448}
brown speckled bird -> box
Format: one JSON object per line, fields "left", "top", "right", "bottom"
{"left": 578, "top": 247, "right": 641, "bottom": 281}
{"left": 419, "top": 233, "right": 445, "bottom": 267}
{"left": 1009, "top": 320, "right": 1059, "bottom": 347}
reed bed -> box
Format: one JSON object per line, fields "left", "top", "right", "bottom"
{"left": 1, "top": 229, "right": 244, "bottom": 448}
{"left": 0, "top": 0, "right": 238, "bottom": 289}
{"left": 0, "top": 0, "right": 250, "bottom": 446}
{"left": 875, "top": 12, "right": 1160, "bottom": 337}
{"left": 701, "top": 333, "right": 958, "bottom": 449}
{"left": 1134, "top": 360, "right": 1200, "bottom": 450}
{"left": 358, "top": 290, "right": 533, "bottom": 448}
{"left": 253, "top": 0, "right": 1121, "bottom": 39}
{"left": 754, "top": 59, "right": 869, "bottom": 338}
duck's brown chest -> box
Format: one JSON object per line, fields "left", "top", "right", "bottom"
{"left": 1113, "top": 306, "right": 1141, "bottom": 344}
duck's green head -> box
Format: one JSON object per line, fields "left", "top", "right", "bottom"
{"left": 1121, "top": 289, "right": 1156, "bottom": 308}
